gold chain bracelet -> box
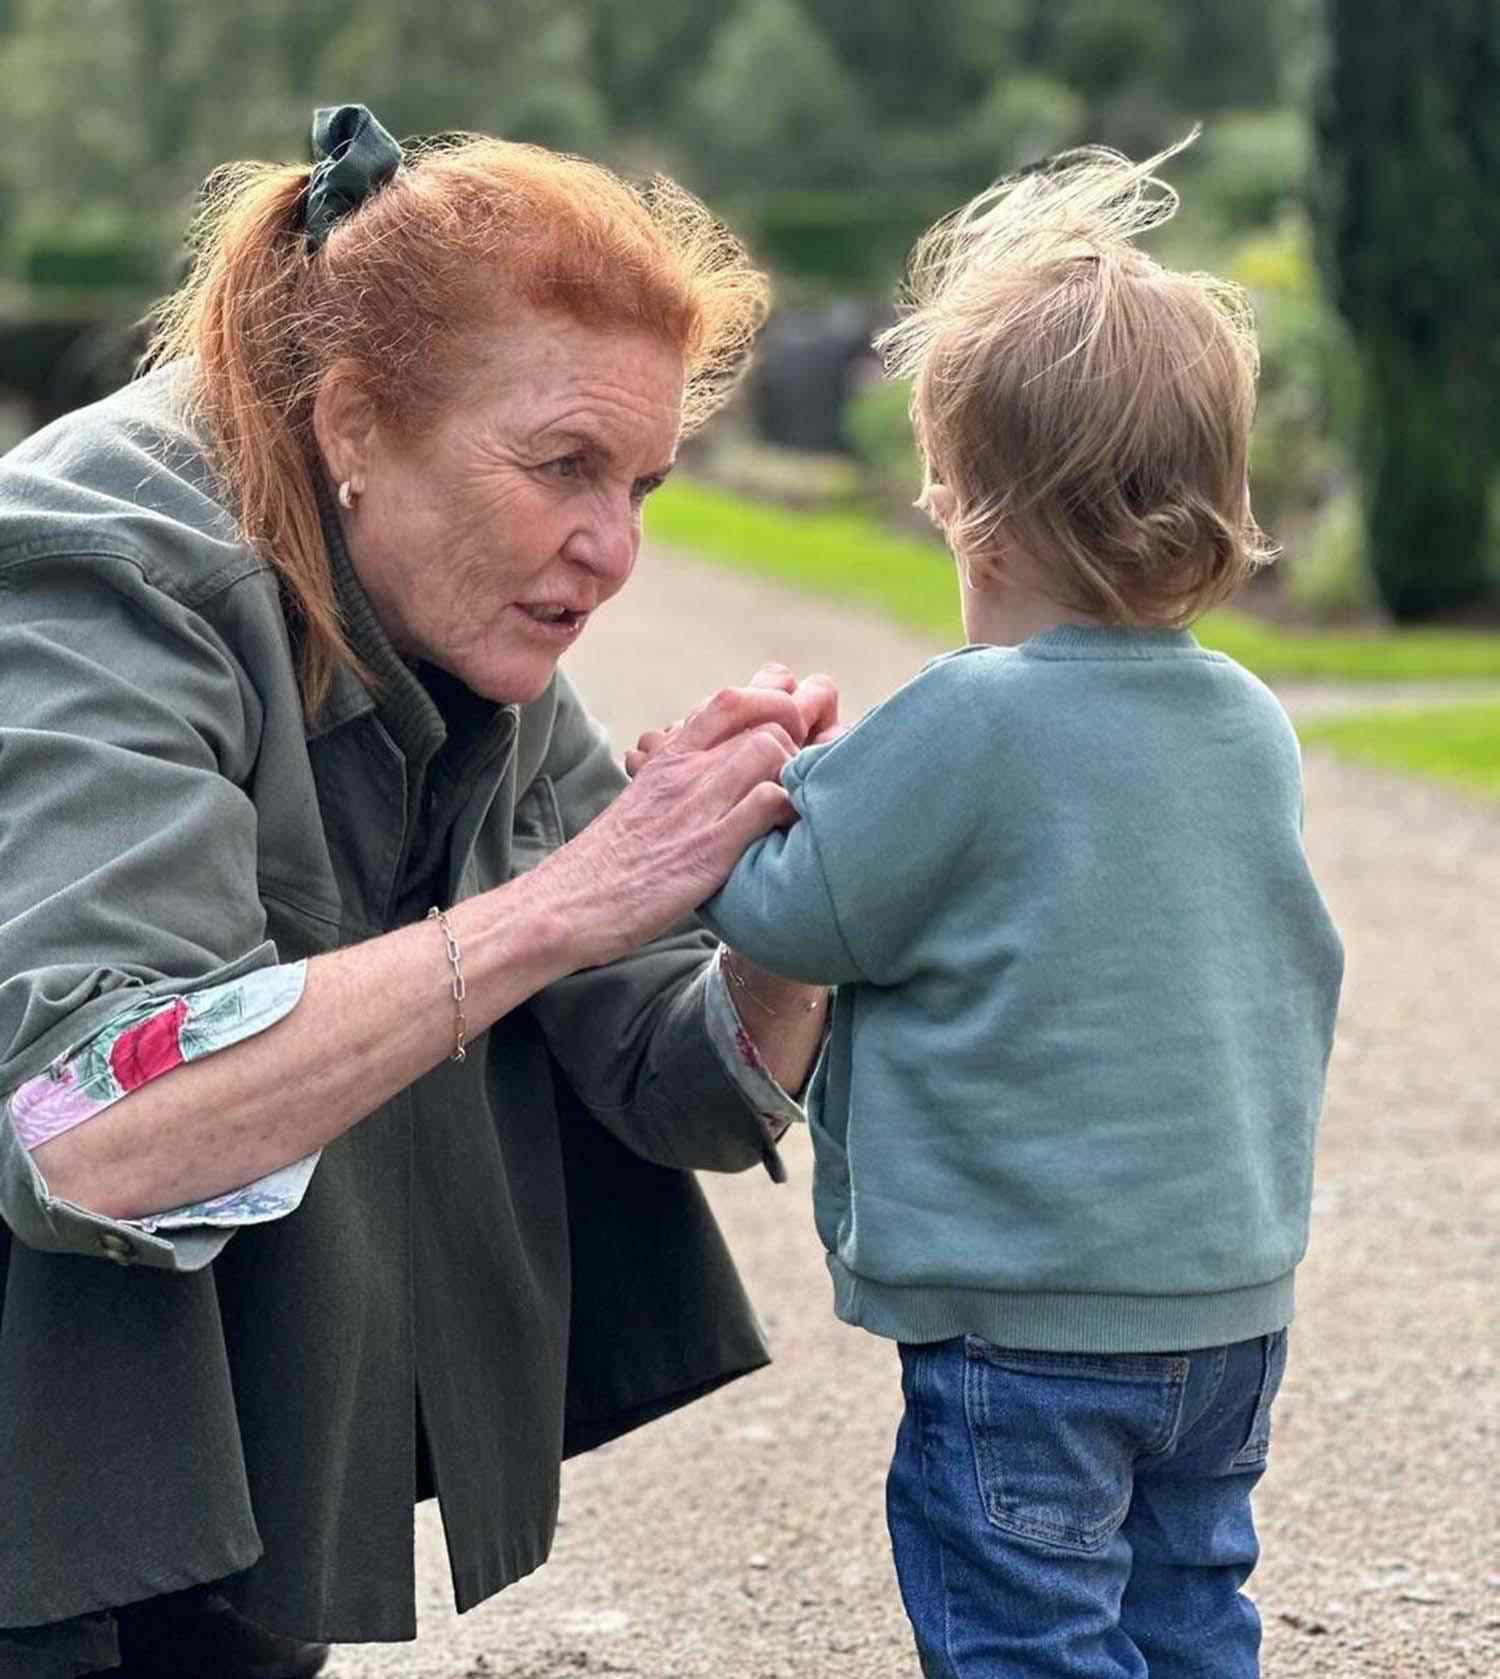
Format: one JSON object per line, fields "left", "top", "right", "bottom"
{"left": 428, "top": 906, "right": 468, "bottom": 1062}
{"left": 722, "top": 949, "right": 826, "bottom": 1018}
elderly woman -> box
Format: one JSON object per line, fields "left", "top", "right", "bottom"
{"left": 0, "top": 108, "right": 835, "bottom": 1679}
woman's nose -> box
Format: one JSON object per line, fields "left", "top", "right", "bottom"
{"left": 565, "top": 503, "right": 639, "bottom": 588}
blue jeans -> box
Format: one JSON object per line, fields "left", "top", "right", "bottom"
{"left": 887, "top": 1331, "right": 1288, "bottom": 1679}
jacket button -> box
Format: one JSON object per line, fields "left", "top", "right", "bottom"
{"left": 97, "top": 1230, "right": 135, "bottom": 1264}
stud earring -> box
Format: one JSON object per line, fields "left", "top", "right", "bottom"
{"left": 338, "top": 479, "right": 359, "bottom": 510}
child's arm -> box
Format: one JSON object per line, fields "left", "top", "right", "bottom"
{"left": 700, "top": 742, "right": 867, "bottom": 987}
{"left": 702, "top": 651, "right": 990, "bottom": 987}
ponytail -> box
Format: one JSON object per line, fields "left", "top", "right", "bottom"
{"left": 148, "top": 163, "right": 356, "bottom": 719}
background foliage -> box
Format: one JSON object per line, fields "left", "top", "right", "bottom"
{"left": 1, "top": 0, "right": 1496, "bottom": 623}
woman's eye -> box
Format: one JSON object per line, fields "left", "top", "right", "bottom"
{"left": 631, "top": 474, "right": 666, "bottom": 505}
{"left": 546, "top": 454, "right": 585, "bottom": 481}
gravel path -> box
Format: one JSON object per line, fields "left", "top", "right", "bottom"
{"left": 1268, "top": 681, "right": 1500, "bottom": 722}
{"left": 330, "top": 548, "right": 1499, "bottom": 1679}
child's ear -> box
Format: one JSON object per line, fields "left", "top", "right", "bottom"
{"left": 957, "top": 539, "right": 1011, "bottom": 593}
{"left": 919, "top": 483, "right": 958, "bottom": 529}
{"left": 956, "top": 549, "right": 992, "bottom": 594}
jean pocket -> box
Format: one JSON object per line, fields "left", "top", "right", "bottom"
{"left": 962, "top": 1339, "right": 1189, "bottom": 1555}
{"left": 1229, "top": 1329, "right": 1288, "bottom": 1467}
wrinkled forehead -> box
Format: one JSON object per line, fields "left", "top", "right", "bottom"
{"left": 437, "top": 305, "right": 687, "bottom": 463}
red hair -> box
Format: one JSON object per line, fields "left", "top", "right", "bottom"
{"left": 149, "top": 137, "right": 769, "bottom": 716}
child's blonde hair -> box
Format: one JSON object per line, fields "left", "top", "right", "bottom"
{"left": 877, "top": 133, "right": 1276, "bottom": 625}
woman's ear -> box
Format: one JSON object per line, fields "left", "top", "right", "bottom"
{"left": 312, "top": 363, "right": 378, "bottom": 491}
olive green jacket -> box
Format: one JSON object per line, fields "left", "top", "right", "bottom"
{"left": 0, "top": 371, "right": 784, "bottom": 1670}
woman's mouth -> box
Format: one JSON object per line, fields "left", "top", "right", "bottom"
{"left": 518, "top": 602, "right": 589, "bottom": 640}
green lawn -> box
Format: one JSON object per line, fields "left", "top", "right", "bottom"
{"left": 649, "top": 478, "right": 1500, "bottom": 684}
{"left": 1299, "top": 703, "right": 1500, "bottom": 799}
{"left": 650, "top": 475, "right": 964, "bottom": 637}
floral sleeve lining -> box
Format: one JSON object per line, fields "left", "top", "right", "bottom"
{"left": 9, "top": 961, "right": 315, "bottom": 1232}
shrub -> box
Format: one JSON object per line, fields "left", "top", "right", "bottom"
{"left": 1284, "top": 487, "right": 1379, "bottom": 621}
{"left": 846, "top": 376, "right": 919, "bottom": 488}
{"left": 1229, "top": 213, "right": 1355, "bottom": 532}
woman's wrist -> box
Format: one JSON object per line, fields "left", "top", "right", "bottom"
{"left": 453, "top": 874, "right": 587, "bottom": 1019}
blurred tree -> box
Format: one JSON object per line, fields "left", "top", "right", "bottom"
{"left": 1314, "top": 0, "right": 1500, "bottom": 619}
{"left": 587, "top": 0, "right": 721, "bottom": 138}
{"left": 954, "top": 71, "right": 1087, "bottom": 174}
{"left": 1039, "top": 0, "right": 1177, "bottom": 101}
{"left": 1192, "top": 110, "right": 1311, "bottom": 231}
{"left": 803, "top": 0, "right": 1022, "bottom": 126}
{"left": 0, "top": 0, "right": 1317, "bottom": 263}
{"left": 0, "top": 0, "right": 612, "bottom": 252}
{"left": 1270, "top": 0, "right": 1327, "bottom": 108}
{"left": 1004, "top": 0, "right": 1289, "bottom": 155}
{"left": 3, "top": 0, "right": 157, "bottom": 221}
{"left": 878, "top": 69, "right": 1084, "bottom": 200}
{"left": 1172, "top": 1, "right": 1284, "bottom": 111}
{"left": 681, "top": 0, "right": 867, "bottom": 192}
{"left": 322, "top": 2, "right": 607, "bottom": 152}
{"left": 1228, "top": 212, "right": 1353, "bottom": 532}
{"left": 3, "top": 1, "right": 291, "bottom": 243}
{"left": 0, "top": 0, "right": 1358, "bottom": 466}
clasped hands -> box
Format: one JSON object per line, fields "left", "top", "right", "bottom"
{"left": 527, "top": 664, "right": 844, "bottom": 982}
{"left": 617, "top": 662, "right": 841, "bottom": 1058}
{"left": 624, "top": 662, "right": 844, "bottom": 784}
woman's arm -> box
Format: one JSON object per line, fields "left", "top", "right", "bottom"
{"left": 33, "top": 884, "right": 558, "bottom": 1218}
{"left": 31, "top": 685, "right": 804, "bottom": 1221}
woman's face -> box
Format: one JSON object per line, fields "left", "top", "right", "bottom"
{"left": 333, "top": 311, "right": 684, "bottom": 704}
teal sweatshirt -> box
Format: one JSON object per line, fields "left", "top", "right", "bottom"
{"left": 701, "top": 628, "right": 1344, "bottom": 1353}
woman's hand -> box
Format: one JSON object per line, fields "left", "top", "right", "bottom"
{"left": 531, "top": 683, "right": 813, "bottom": 971}
{"left": 37, "top": 676, "right": 822, "bottom": 1221}
{"left": 624, "top": 663, "right": 844, "bottom": 778}
{"left": 605, "top": 665, "right": 842, "bottom": 1095}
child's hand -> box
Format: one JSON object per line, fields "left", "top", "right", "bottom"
{"left": 623, "top": 665, "right": 845, "bottom": 779}
{"left": 745, "top": 662, "right": 848, "bottom": 747}
{"left": 788, "top": 671, "right": 846, "bottom": 746}
{"left": 623, "top": 668, "right": 803, "bottom": 780}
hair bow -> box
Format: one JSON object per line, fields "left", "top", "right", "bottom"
{"left": 302, "top": 104, "right": 402, "bottom": 253}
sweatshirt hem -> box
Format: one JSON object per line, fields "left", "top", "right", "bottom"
{"left": 827, "top": 1259, "right": 1296, "bottom": 1353}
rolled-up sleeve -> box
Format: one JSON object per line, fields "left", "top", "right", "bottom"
{"left": 0, "top": 549, "right": 310, "bottom": 1269}
{"left": 702, "top": 944, "right": 817, "bottom": 1119}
